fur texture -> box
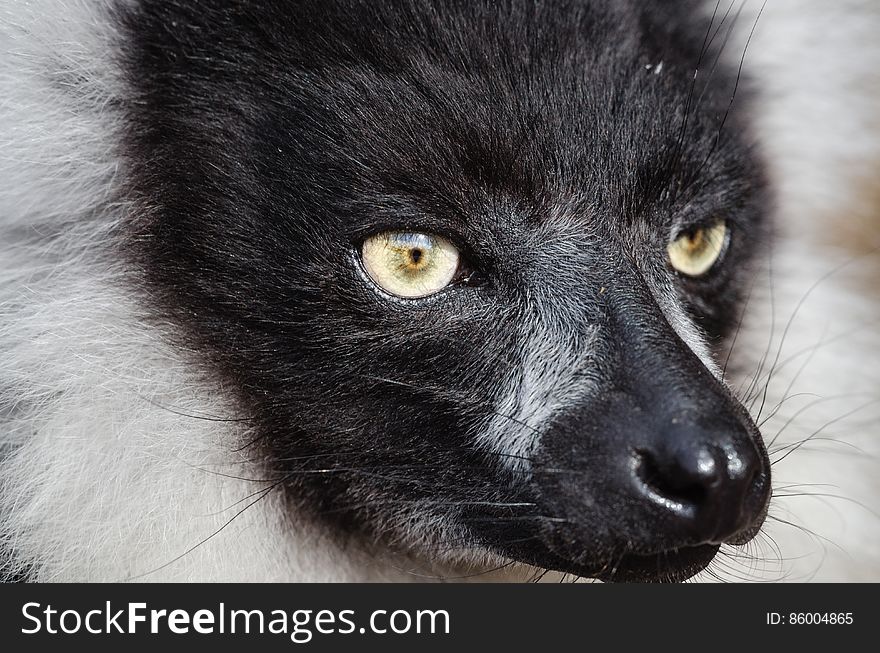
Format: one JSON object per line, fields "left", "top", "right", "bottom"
{"left": 1, "top": 0, "right": 878, "bottom": 581}
{"left": 0, "top": 0, "right": 425, "bottom": 582}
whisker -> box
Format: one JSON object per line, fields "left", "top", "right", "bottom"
{"left": 120, "top": 481, "right": 282, "bottom": 582}
{"left": 771, "top": 398, "right": 880, "bottom": 465}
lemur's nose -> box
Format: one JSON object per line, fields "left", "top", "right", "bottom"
{"left": 634, "top": 426, "right": 769, "bottom": 544}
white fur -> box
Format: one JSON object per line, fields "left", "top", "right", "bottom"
{"left": 0, "top": 0, "right": 424, "bottom": 582}
{"left": 659, "top": 294, "right": 722, "bottom": 377}
{"left": 481, "top": 313, "right": 599, "bottom": 468}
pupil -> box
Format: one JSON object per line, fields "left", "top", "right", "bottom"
{"left": 410, "top": 248, "right": 423, "bottom": 265}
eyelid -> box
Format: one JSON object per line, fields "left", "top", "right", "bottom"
{"left": 353, "top": 218, "right": 485, "bottom": 254}
{"left": 671, "top": 217, "right": 727, "bottom": 241}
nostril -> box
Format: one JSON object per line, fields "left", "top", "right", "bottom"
{"left": 635, "top": 448, "right": 716, "bottom": 509}
{"left": 632, "top": 436, "right": 770, "bottom": 545}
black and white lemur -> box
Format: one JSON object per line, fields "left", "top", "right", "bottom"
{"left": 1, "top": 0, "right": 878, "bottom": 582}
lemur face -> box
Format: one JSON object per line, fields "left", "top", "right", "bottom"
{"left": 122, "top": 1, "right": 771, "bottom": 581}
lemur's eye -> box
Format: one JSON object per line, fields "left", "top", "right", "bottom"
{"left": 361, "top": 231, "right": 460, "bottom": 298}
{"left": 667, "top": 219, "right": 728, "bottom": 277}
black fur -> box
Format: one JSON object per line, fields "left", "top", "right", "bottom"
{"left": 119, "top": 0, "right": 771, "bottom": 581}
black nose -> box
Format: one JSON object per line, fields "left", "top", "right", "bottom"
{"left": 634, "top": 429, "right": 769, "bottom": 544}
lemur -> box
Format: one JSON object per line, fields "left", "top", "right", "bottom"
{"left": 1, "top": 0, "right": 878, "bottom": 582}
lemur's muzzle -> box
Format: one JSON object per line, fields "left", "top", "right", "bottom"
{"left": 531, "top": 285, "right": 771, "bottom": 582}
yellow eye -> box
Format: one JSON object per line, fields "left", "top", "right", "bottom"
{"left": 667, "top": 220, "right": 728, "bottom": 277}
{"left": 361, "top": 231, "right": 460, "bottom": 298}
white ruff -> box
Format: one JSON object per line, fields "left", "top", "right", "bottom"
{"left": 0, "top": 0, "right": 422, "bottom": 582}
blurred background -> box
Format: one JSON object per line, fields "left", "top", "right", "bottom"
{"left": 718, "top": 0, "right": 880, "bottom": 581}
